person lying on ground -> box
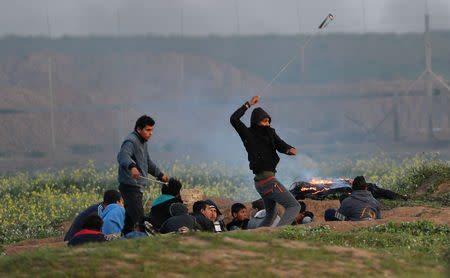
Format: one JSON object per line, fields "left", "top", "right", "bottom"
{"left": 101, "top": 191, "right": 125, "bottom": 235}
{"left": 230, "top": 95, "right": 301, "bottom": 227}
{"left": 191, "top": 200, "right": 215, "bottom": 232}
{"left": 64, "top": 189, "right": 121, "bottom": 242}
{"left": 117, "top": 115, "right": 169, "bottom": 235}
{"left": 147, "top": 178, "right": 183, "bottom": 230}
{"left": 247, "top": 198, "right": 280, "bottom": 229}
{"left": 340, "top": 182, "right": 408, "bottom": 203}
{"left": 291, "top": 201, "right": 314, "bottom": 225}
{"left": 160, "top": 203, "right": 202, "bottom": 234}
{"left": 205, "top": 199, "right": 226, "bottom": 233}
{"left": 325, "top": 176, "right": 381, "bottom": 221}
{"left": 68, "top": 215, "right": 106, "bottom": 247}
{"left": 226, "top": 203, "right": 250, "bottom": 231}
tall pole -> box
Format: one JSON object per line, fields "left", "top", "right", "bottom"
{"left": 179, "top": 7, "right": 184, "bottom": 95}
{"left": 393, "top": 92, "right": 399, "bottom": 141}
{"left": 117, "top": 9, "right": 121, "bottom": 36}
{"left": 425, "top": 13, "right": 435, "bottom": 140}
{"left": 47, "top": 10, "right": 56, "bottom": 154}
{"left": 361, "top": 0, "right": 367, "bottom": 33}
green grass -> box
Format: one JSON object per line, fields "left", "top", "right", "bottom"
{"left": 0, "top": 220, "right": 448, "bottom": 277}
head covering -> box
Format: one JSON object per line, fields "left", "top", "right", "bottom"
{"left": 205, "top": 199, "right": 222, "bottom": 215}
{"left": 169, "top": 203, "right": 188, "bottom": 216}
{"left": 250, "top": 107, "right": 271, "bottom": 127}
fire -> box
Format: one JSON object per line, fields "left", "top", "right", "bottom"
{"left": 311, "top": 187, "right": 330, "bottom": 194}
{"left": 300, "top": 186, "right": 318, "bottom": 191}
{"left": 309, "top": 178, "right": 334, "bottom": 185}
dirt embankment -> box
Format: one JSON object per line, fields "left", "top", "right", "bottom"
{"left": 3, "top": 198, "right": 449, "bottom": 256}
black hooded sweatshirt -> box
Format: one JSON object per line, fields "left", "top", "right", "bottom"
{"left": 230, "top": 104, "right": 293, "bottom": 175}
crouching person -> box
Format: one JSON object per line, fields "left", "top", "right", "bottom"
{"left": 160, "top": 203, "right": 201, "bottom": 234}
{"left": 291, "top": 201, "right": 314, "bottom": 225}
{"left": 101, "top": 191, "right": 125, "bottom": 236}
{"left": 65, "top": 189, "right": 121, "bottom": 242}
{"left": 205, "top": 199, "right": 226, "bottom": 233}
{"left": 324, "top": 176, "right": 381, "bottom": 221}
{"left": 68, "top": 215, "right": 106, "bottom": 246}
{"left": 226, "top": 203, "right": 249, "bottom": 231}
{"left": 147, "top": 178, "right": 183, "bottom": 231}
{"left": 247, "top": 199, "right": 280, "bottom": 229}
{"left": 191, "top": 201, "right": 215, "bottom": 232}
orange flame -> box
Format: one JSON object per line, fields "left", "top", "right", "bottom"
{"left": 300, "top": 186, "right": 318, "bottom": 191}
{"left": 309, "top": 178, "right": 334, "bottom": 185}
{"left": 311, "top": 187, "right": 330, "bottom": 194}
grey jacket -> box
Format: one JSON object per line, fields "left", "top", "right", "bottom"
{"left": 117, "top": 131, "right": 164, "bottom": 192}
{"left": 338, "top": 190, "right": 381, "bottom": 220}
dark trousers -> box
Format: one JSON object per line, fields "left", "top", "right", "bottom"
{"left": 120, "top": 189, "right": 144, "bottom": 235}
{"left": 254, "top": 176, "right": 301, "bottom": 227}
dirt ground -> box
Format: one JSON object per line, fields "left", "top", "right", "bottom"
{"left": 3, "top": 198, "right": 449, "bottom": 256}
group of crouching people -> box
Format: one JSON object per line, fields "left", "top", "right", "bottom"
{"left": 65, "top": 175, "right": 381, "bottom": 247}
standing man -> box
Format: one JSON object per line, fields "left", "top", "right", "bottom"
{"left": 117, "top": 115, "right": 168, "bottom": 235}
{"left": 230, "top": 96, "right": 301, "bottom": 227}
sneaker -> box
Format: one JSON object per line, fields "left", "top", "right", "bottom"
{"left": 144, "top": 221, "right": 157, "bottom": 236}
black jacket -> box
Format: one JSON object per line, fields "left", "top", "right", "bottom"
{"left": 191, "top": 212, "right": 215, "bottom": 232}
{"left": 147, "top": 197, "right": 183, "bottom": 230}
{"left": 159, "top": 203, "right": 202, "bottom": 234}
{"left": 226, "top": 219, "right": 249, "bottom": 231}
{"left": 67, "top": 229, "right": 106, "bottom": 246}
{"left": 230, "top": 105, "right": 293, "bottom": 174}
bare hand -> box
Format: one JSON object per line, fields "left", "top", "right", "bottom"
{"left": 161, "top": 175, "right": 169, "bottom": 182}
{"left": 249, "top": 95, "right": 260, "bottom": 106}
{"left": 131, "top": 167, "right": 140, "bottom": 179}
{"left": 287, "top": 148, "right": 297, "bottom": 156}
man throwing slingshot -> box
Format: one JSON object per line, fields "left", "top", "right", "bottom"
{"left": 230, "top": 96, "right": 301, "bottom": 227}
{"left": 117, "top": 115, "right": 169, "bottom": 235}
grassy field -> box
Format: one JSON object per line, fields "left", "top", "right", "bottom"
{"left": 0, "top": 220, "right": 448, "bottom": 278}
{"left": 0, "top": 153, "right": 449, "bottom": 245}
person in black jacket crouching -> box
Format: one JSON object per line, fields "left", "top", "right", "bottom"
{"left": 147, "top": 178, "right": 183, "bottom": 231}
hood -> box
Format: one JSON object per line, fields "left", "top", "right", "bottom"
{"left": 250, "top": 107, "right": 271, "bottom": 127}
{"left": 169, "top": 203, "right": 188, "bottom": 216}
{"left": 350, "top": 190, "right": 375, "bottom": 202}
{"left": 152, "top": 194, "right": 175, "bottom": 207}
{"left": 205, "top": 199, "right": 222, "bottom": 215}
{"left": 101, "top": 203, "right": 124, "bottom": 217}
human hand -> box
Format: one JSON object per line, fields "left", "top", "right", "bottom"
{"left": 161, "top": 175, "right": 169, "bottom": 182}
{"left": 131, "top": 167, "right": 140, "bottom": 179}
{"left": 249, "top": 95, "right": 260, "bottom": 106}
{"left": 287, "top": 148, "right": 297, "bottom": 155}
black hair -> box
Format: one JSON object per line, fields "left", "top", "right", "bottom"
{"left": 231, "top": 203, "right": 246, "bottom": 215}
{"left": 161, "top": 178, "right": 182, "bottom": 196}
{"left": 298, "top": 201, "right": 306, "bottom": 213}
{"left": 352, "top": 176, "right": 367, "bottom": 191}
{"left": 193, "top": 200, "right": 208, "bottom": 214}
{"left": 134, "top": 115, "right": 155, "bottom": 131}
{"left": 81, "top": 215, "right": 103, "bottom": 231}
{"left": 251, "top": 199, "right": 264, "bottom": 211}
{"left": 103, "top": 189, "right": 122, "bottom": 205}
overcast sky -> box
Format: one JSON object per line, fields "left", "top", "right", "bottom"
{"left": 0, "top": 0, "right": 449, "bottom": 37}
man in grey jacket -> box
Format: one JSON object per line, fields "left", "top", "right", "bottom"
{"left": 325, "top": 176, "right": 381, "bottom": 221}
{"left": 117, "top": 115, "right": 168, "bottom": 235}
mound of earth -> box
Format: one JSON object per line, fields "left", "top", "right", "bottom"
{"left": 3, "top": 199, "right": 450, "bottom": 256}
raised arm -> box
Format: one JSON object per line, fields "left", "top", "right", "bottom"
{"left": 230, "top": 96, "right": 260, "bottom": 139}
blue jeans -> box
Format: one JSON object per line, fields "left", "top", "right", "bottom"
{"left": 254, "top": 176, "right": 301, "bottom": 227}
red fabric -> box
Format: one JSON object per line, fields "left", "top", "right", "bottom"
{"left": 74, "top": 229, "right": 105, "bottom": 237}
{"left": 255, "top": 176, "right": 275, "bottom": 186}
